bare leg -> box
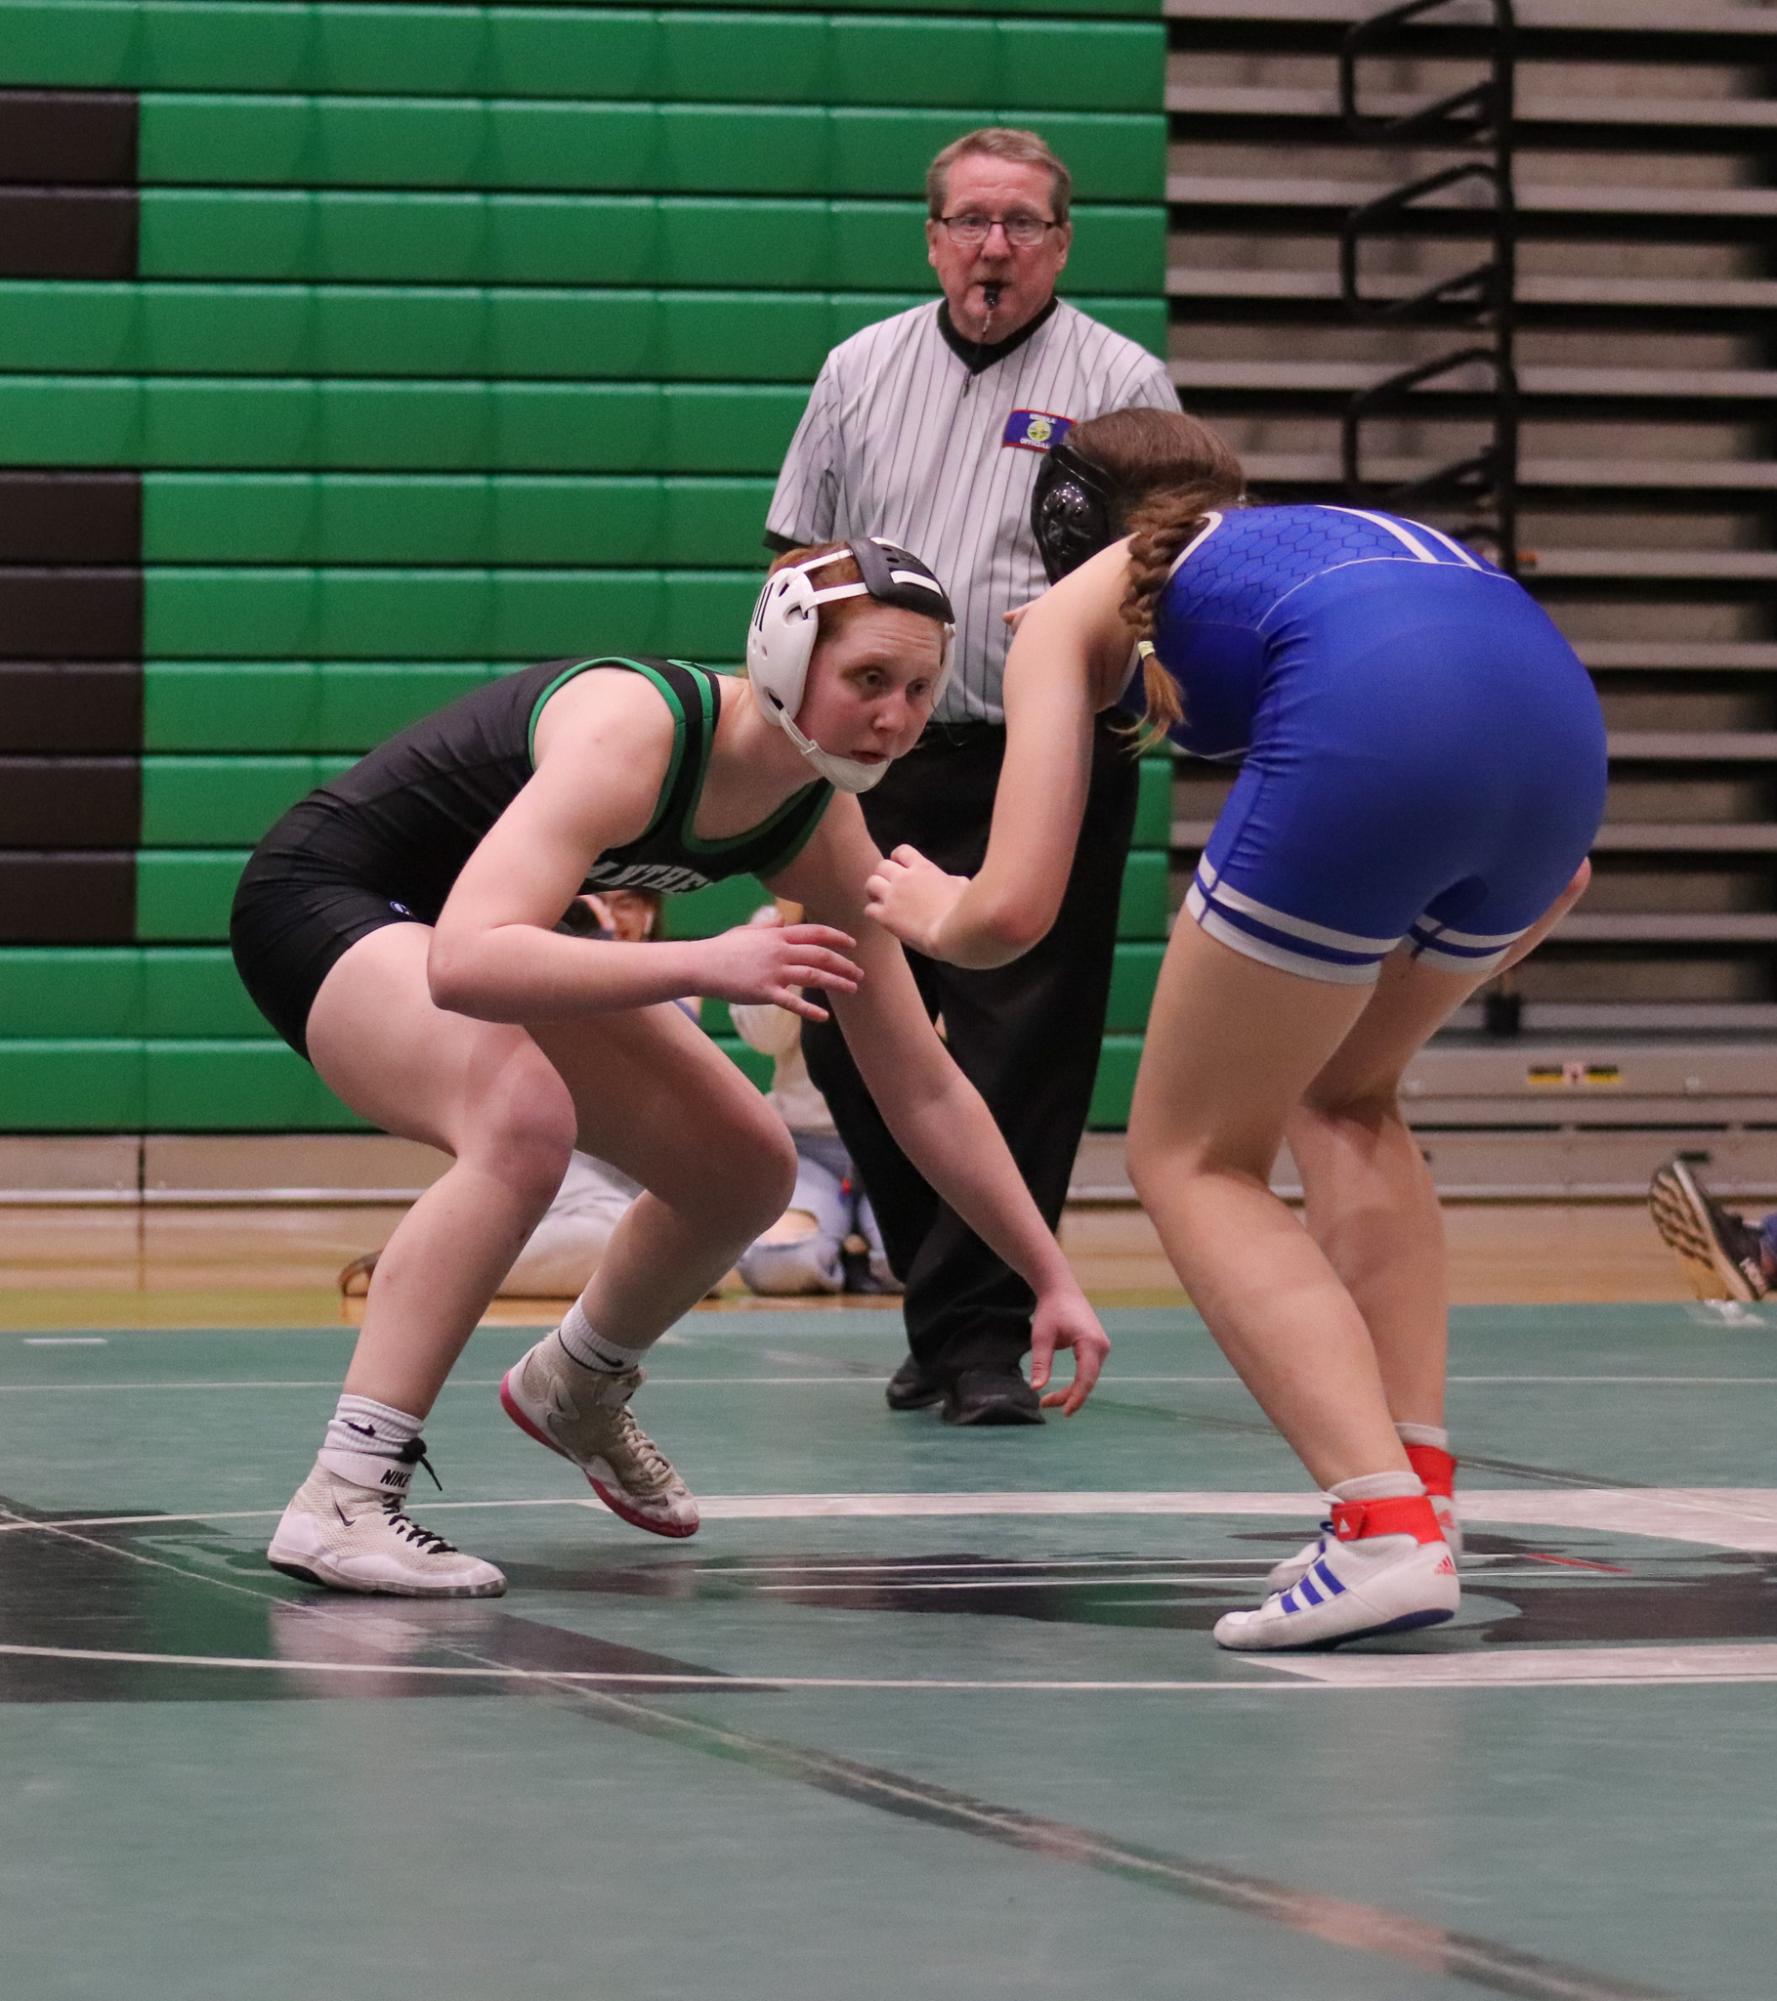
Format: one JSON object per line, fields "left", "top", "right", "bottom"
{"left": 308, "top": 930, "right": 797, "bottom": 1406}
{"left": 1130, "top": 869, "right": 1593, "bottom": 1487}
{"left": 490, "top": 1008, "right": 798, "bottom": 1541}
{"left": 305, "top": 925, "right": 578, "bottom": 1416}
{"left": 274, "top": 926, "right": 798, "bottom": 1585}
{"left": 1126, "top": 923, "right": 1404, "bottom": 1489}
{"left": 530, "top": 1005, "right": 798, "bottom": 1349}
{"left": 1284, "top": 956, "right": 1460, "bottom": 1430}
{"left": 1130, "top": 875, "right": 1591, "bottom": 1649}
{"left": 1284, "top": 866, "right": 1593, "bottom": 1430}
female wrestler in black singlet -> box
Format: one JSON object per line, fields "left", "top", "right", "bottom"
{"left": 232, "top": 539, "right": 1108, "bottom": 1599}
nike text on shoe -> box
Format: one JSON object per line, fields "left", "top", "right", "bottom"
{"left": 266, "top": 1451, "right": 505, "bottom": 1599}
{"left": 1648, "top": 1157, "right": 1768, "bottom": 1304}
{"left": 1266, "top": 1444, "right": 1463, "bottom": 1596}
{"left": 501, "top": 1341, "right": 699, "bottom": 1538}
{"left": 1217, "top": 1494, "right": 1458, "bottom": 1652}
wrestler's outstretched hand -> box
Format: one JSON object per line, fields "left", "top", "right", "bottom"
{"left": 863, "top": 844, "right": 971, "bottom": 960}
{"left": 698, "top": 921, "right": 861, "bottom": 1023}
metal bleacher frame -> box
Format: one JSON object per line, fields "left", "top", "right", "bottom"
{"left": 1163, "top": 0, "right": 1777, "bottom": 1195}
{"left": 1337, "top": 0, "right": 1521, "bottom": 583}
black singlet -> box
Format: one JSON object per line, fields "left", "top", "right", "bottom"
{"left": 265, "top": 655, "right": 833, "bottom": 917}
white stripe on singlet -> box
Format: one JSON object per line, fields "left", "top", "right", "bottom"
{"left": 1405, "top": 518, "right": 1485, "bottom": 569}
{"left": 766, "top": 299, "right": 1178, "bottom": 724}
{"left": 1164, "top": 510, "right": 1225, "bottom": 581}
{"left": 1320, "top": 504, "right": 1487, "bottom": 571}
{"left": 1319, "top": 505, "right": 1442, "bottom": 563}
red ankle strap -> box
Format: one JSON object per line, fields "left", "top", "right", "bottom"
{"left": 1330, "top": 1494, "right": 1444, "bottom": 1544}
{"left": 1403, "top": 1443, "right": 1457, "bottom": 1497}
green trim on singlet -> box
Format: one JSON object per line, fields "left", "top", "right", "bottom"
{"left": 527, "top": 654, "right": 690, "bottom": 845}
{"left": 666, "top": 662, "right": 833, "bottom": 867}
{"left": 668, "top": 662, "right": 834, "bottom": 871}
{"left": 529, "top": 654, "right": 831, "bottom": 880}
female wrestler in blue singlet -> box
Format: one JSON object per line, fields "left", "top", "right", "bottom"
{"left": 865, "top": 408, "right": 1606, "bottom": 1651}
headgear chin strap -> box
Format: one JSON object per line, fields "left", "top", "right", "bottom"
{"left": 746, "top": 537, "right": 955, "bottom": 793}
{"left": 1031, "top": 438, "right": 1122, "bottom": 583}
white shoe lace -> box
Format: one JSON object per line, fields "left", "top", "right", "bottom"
{"left": 609, "top": 1406, "right": 676, "bottom": 1490}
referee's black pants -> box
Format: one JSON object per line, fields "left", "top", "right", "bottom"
{"left": 802, "top": 713, "right": 1140, "bottom": 1382}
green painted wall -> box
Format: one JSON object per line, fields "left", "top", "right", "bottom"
{"left": 0, "top": 0, "right": 1168, "bottom": 1134}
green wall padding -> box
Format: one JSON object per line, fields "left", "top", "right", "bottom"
{"left": 2, "top": 0, "right": 1169, "bottom": 1134}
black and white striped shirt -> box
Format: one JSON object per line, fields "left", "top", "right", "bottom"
{"left": 765, "top": 298, "right": 1178, "bottom": 724}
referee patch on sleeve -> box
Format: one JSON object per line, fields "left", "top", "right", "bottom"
{"left": 1003, "top": 410, "right": 1072, "bottom": 452}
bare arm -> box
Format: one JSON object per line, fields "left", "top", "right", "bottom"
{"left": 772, "top": 802, "right": 1109, "bottom": 1409}
{"left": 864, "top": 542, "right": 1135, "bottom": 970}
{"left": 427, "top": 673, "right": 861, "bottom": 1023}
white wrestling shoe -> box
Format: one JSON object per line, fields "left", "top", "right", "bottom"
{"left": 1217, "top": 1494, "right": 1458, "bottom": 1651}
{"left": 267, "top": 1452, "right": 506, "bottom": 1599}
{"left": 501, "top": 1338, "right": 700, "bottom": 1538}
{"left": 1266, "top": 1444, "right": 1462, "bottom": 1595}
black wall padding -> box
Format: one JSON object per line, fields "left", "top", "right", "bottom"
{"left": 0, "top": 187, "right": 137, "bottom": 277}
{"left": 0, "top": 91, "right": 137, "bottom": 184}
{"left": 0, "top": 758, "right": 141, "bottom": 848}
{"left": 0, "top": 854, "right": 135, "bottom": 943}
{"left": 0, "top": 475, "right": 141, "bottom": 564}
{"left": 0, "top": 665, "right": 144, "bottom": 754}
{"left": 0, "top": 571, "right": 145, "bottom": 659}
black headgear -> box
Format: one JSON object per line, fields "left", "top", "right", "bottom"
{"left": 1031, "top": 438, "right": 1122, "bottom": 584}
{"left": 847, "top": 537, "right": 954, "bottom": 627}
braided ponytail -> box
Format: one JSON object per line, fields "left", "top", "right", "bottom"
{"left": 1064, "top": 408, "right": 1246, "bottom": 748}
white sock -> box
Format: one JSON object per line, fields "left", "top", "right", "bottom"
{"left": 1328, "top": 1470, "right": 1425, "bottom": 1505}
{"left": 1396, "top": 1421, "right": 1450, "bottom": 1452}
{"left": 317, "top": 1394, "right": 422, "bottom": 1490}
{"left": 556, "top": 1301, "right": 648, "bottom": 1375}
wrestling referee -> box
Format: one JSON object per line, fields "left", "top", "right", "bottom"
{"left": 767, "top": 127, "right": 1178, "bottom": 1425}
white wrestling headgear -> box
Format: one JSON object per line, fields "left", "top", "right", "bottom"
{"left": 745, "top": 537, "right": 955, "bottom": 793}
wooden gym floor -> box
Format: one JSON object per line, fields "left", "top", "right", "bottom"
{"left": 0, "top": 1198, "right": 1698, "bottom": 1333}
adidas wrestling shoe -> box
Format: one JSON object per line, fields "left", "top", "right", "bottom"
{"left": 1649, "top": 1157, "right": 1769, "bottom": 1304}
{"left": 501, "top": 1338, "right": 699, "bottom": 1538}
{"left": 1217, "top": 1494, "right": 1457, "bottom": 1652}
{"left": 267, "top": 1448, "right": 505, "bottom": 1599}
{"left": 1266, "top": 1443, "right": 1463, "bottom": 1596}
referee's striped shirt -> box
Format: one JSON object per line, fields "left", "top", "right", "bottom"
{"left": 764, "top": 297, "right": 1178, "bottom": 725}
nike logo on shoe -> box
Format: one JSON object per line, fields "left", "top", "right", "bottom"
{"left": 544, "top": 1383, "right": 579, "bottom": 1438}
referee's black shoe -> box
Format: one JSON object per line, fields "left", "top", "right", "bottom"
{"left": 885, "top": 1354, "right": 945, "bottom": 1411}
{"left": 943, "top": 1367, "right": 1044, "bottom": 1427}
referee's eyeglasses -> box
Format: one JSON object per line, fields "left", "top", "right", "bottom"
{"left": 935, "top": 211, "right": 1058, "bottom": 250}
